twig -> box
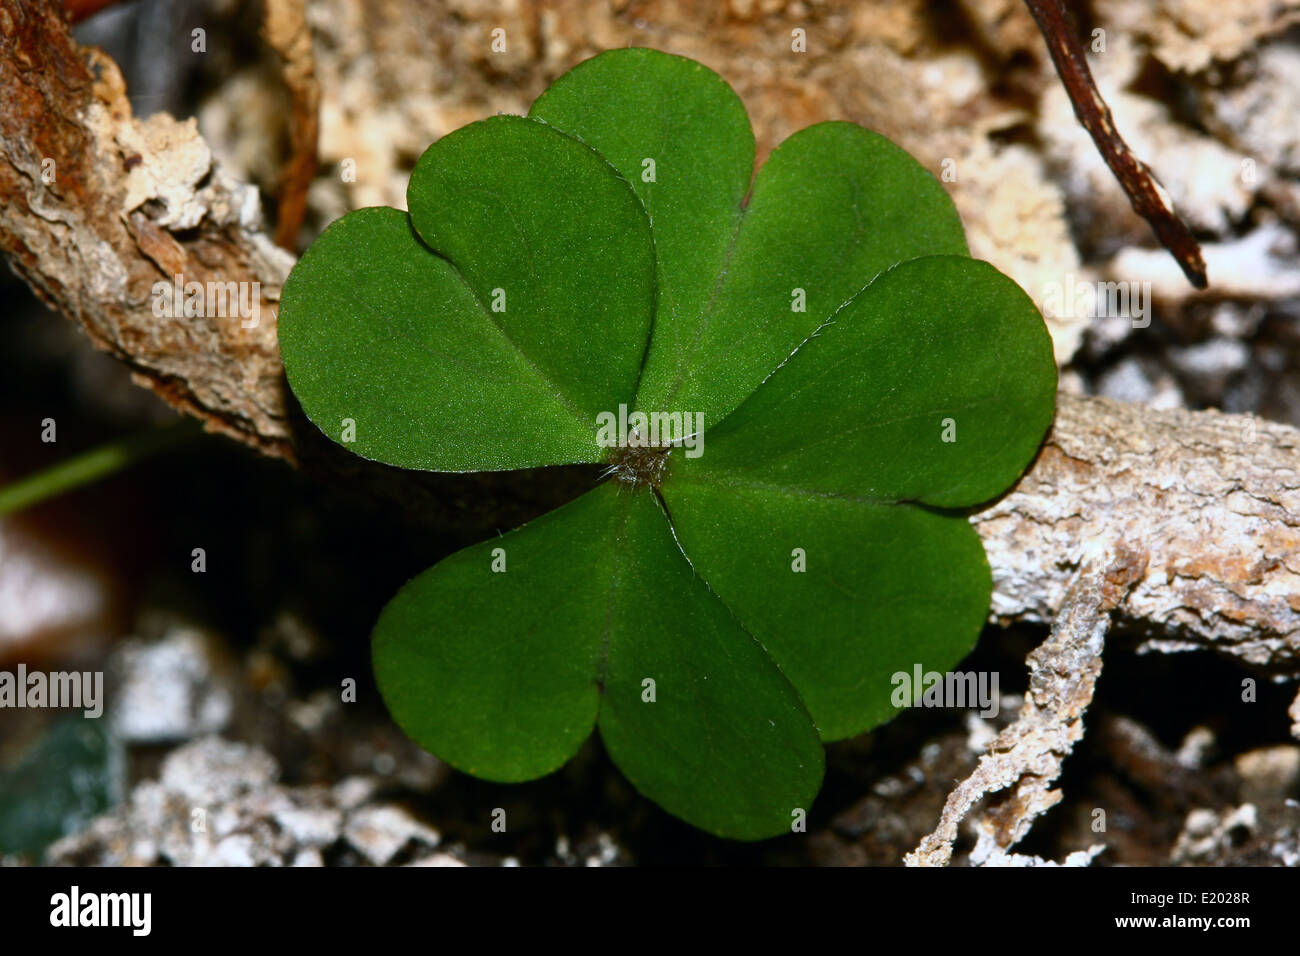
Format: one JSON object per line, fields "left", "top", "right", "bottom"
{"left": 63, "top": 0, "right": 118, "bottom": 23}
{"left": 0, "top": 0, "right": 296, "bottom": 458}
{"left": 262, "top": 0, "right": 319, "bottom": 251}
{"left": 1024, "top": 0, "right": 1208, "bottom": 289}
{"left": 907, "top": 557, "right": 1142, "bottom": 867}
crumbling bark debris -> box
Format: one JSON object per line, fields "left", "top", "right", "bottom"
{"left": 0, "top": 0, "right": 295, "bottom": 458}
{"left": 906, "top": 557, "right": 1143, "bottom": 867}
{"left": 979, "top": 393, "right": 1300, "bottom": 675}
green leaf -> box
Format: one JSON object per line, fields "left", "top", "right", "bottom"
{"left": 372, "top": 481, "right": 823, "bottom": 839}
{"left": 408, "top": 116, "right": 656, "bottom": 424}
{"left": 595, "top": 486, "right": 824, "bottom": 840}
{"left": 372, "top": 485, "right": 613, "bottom": 781}
{"left": 279, "top": 115, "right": 656, "bottom": 470}
{"left": 530, "top": 48, "right": 753, "bottom": 442}
{"left": 648, "top": 122, "right": 968, "bottom": 426}
{"left": 534, "top": 53, "right": 967, "bottom": 426}
{"left": 674, "top": 256, "right": 1057, "bottom": 508}
{"left": 282, "top": 47, "right": 1061, "bottom": 841}
{"left": 660, "top": 479, "right": 991, "bottom": 740}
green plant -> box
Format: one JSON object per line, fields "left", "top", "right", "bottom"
{"left": 278, "top": 47, "right": 1056, "bottom": 840}
{"left": 0, "top": 419, "right": 199, "bottom": 516}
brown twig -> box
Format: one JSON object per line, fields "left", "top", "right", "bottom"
{"left": 262, "top": 0, "right": 319, "bottom": 251}
{"left": 1025, "top": 0, "right": 1208, "bottom": 289}
{"left": 62, "top": 0, "right": 118, "bottom": 23}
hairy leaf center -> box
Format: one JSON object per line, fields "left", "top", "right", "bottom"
{"left": 606, "top": 444, "right": 672, "bottom": 488}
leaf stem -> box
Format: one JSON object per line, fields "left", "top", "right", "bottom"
{"left": 0, "top": 418, "right": 204, "bottom": 516}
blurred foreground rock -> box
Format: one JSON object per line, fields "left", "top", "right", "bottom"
{"left": 47, "top": 736, "right": 458, "bottom": 866}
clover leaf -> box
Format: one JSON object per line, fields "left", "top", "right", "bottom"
{"left": 278, "top": 47, "right": 1057, "bottom": 840}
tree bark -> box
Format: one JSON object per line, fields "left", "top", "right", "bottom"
{"left": 979, "top": 392, "right": 1300, "bottom": 672}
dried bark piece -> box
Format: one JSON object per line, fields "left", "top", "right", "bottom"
{"left": 906, "top": 559, "right": 1142, "bottom": 867}
{"left": 978, "top": 392, "right": 1300, "bottom": 671}
{"left": 0, "top": 0, "right": 295, "bottom": 458}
